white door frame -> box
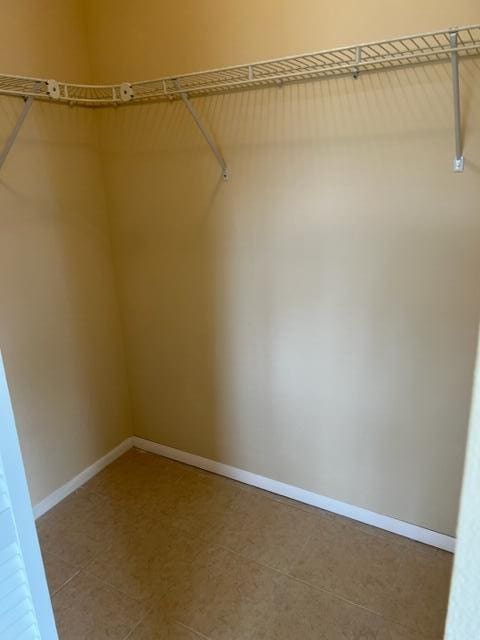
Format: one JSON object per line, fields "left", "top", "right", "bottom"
{"left": 444, "top": 329, "right": 480, "bottom": 638}
{"left": 0, "top": 353, "right": 58, "bottom": 639}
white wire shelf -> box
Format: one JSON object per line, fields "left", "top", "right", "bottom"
{"left": 0, "top": 25, "right": 479, "bottom": 107}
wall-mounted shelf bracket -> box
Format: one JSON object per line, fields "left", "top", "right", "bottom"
{"left": 178, "top": 88, "right": 229, "bottom": 180}
{"left": 450, "top": 31, "right": 464, "bottom": 172}
{"left": 0, "top": 91, "right": 37, "bottom": 171}
{"left": 353, "top": 47, "right": 362, "bottom": 79}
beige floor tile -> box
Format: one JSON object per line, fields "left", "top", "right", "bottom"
{"left": 42, "top": 551, "right": 79, "bottom": 595}
{"left": 40, "top": 452, "right": 451, "bottom": 640}
{"left": 128, "top": 609, "right": 208, "bottom": 639}
{"left": 390, "top": 543, "right": 452, "bottom": 639}
{"left": 84, "top": 450, "right": 178, "bottom": 497}
{"left": 39, "top": 463, "right": 180, "bottom": 557}
{"left": 159, "top": 546, "right": 284, "bottom": 640}
{"left": 37, "top": 516, "right": 104, "bottom": 569}
{"left": 290, "top": 515, "right": 411, "bottom": 617}
{"left": 160, "top": 468, "right": 241, "bottom": 538}
{"left": 253, "top": 576, "right": 426, "bottom": 640}
{"left": 39, "top": 487, "right": 123, "bottom": 543}
{"left": 255, "top": 492, "right": 437, "bottom": 557}
{"left": 86, "top": 451, "right": 195, "bottom": 526}
{"left": 87, "top": 519, "right": 203, "bottom": 602}
{"left": 43, "top": 486, "right": 109, "bottom": 521}
{"left": 52, "top": 571, "right": 146, "bottom": 640}
{"left": 269, "top": 493, "right": 338, "bottom": 518}
{"left": 272, "top": 495, "right": 416, "bottom": 543}
{"left": 204, "top": 490, "right": 319, "bottom": 572}
{"left": 290, "top": 516, "right": 452, "bottom": 638}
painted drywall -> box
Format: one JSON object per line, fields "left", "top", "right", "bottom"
{"left": 445, "top": 329, "right": 480, "bottom": 637}
{"left": 86, "top": 0, "right": 480, "bottom": 82}
{"left": 86, "top": 1, "right": 480, "bottom": 536}
{"left": 0, "top": 1, "right": 132, "bottom": 504}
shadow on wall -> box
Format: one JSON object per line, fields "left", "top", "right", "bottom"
{"left": 102, "top": 57, "right": 480, "bottom": 536}
{"left": 0, "top": 97, "right": 131, "bottom": 503}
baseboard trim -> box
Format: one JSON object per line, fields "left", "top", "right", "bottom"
{"left": 33, "top": 433, "right": 455, "bottom": 552}
{"left": 133, "top": 436, "right": 455, "bottom": 553}
{"left": 33, "top": 437, "right": 133, "bottom": 519}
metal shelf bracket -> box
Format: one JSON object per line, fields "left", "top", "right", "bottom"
{"left": 353, "top": 47, "right": 362, "bottom": 79}
{"left": 450, "top": 31, "right": 464, "bottom": 172}
{"left": 178, "top": 87, "right": 229, "bottom": 180}
{"left": 0, "top": 92, "right": 37, "bottom": 171}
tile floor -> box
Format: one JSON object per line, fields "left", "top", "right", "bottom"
{"left": 36, "top": 448, "right": 453, "bottom": 640}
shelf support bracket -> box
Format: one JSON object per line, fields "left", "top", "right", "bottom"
{"left": 0, "top": 94, "right": 36, "bottom": 171}
{"left": 449, "top": 31, "right": 464, "bottom": 172}
{"left": 178, "top": 90, "right": 229, "bottom": 180}
{"left": 353, "top": 47, "right": 362, "bottom": 79}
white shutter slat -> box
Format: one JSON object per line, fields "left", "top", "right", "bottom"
{"left": 16, "top": 623, "right": 39, "bottom": 640}
{"left": 0, "top": 355, "right": 56, "bottom": 639}
{"left": 0, "top": 491, "right": 9, "bottom": 512}
{"left": 0, "top": 569, "right": 27, "bottom": 603}
{"left": 0, "top": 541, "right": 20, "bottom": 567}
{"left": 0, "top": 507, "right": 17, "bottom": 549}
{"left": 0, "top": 584, "right": 31, "bottom": 619}
{"left": 0, "top": 553, "right": 24, "bottom": 588}
{"left": 0, "top": 468, "right": 9, "bottom": 512}
{"left": 0, "top": 598, "right": 35, "bottom": 637}
{"left": 3, "top": 611, "right": 37, "bottom": 640}
{"left": 0, "top": 457, "right": 41, "bottom": 639}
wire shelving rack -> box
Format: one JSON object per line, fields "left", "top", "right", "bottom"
{"left": 0, "top": 25, "right": 479, "bottom": 175}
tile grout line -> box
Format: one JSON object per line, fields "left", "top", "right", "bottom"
{"left": 176, "top": 621, "right": 212, "bottom": 639}
{"left": 49, "top": 568, "right": 82, "bottom": 598}
{"left": 120, "top": 610, "right": 149, "bottom": 640}
{"left": 210, "top": 542, "right": 426, "bottom": 638}
{"left": 82, "top": 564, "right": 148, "bottom": 603}
{"left": 286, "top": 529, "right": 314, "bottom": 575}
{"left": 41, "top": 451, "right": 437, "bottom": 640}
{"left": 118, "top": 561, "right": 214, "bottom": 640}
{"left": 147, "top": 455, "right": 441, "bottom": 638}
{"left": 138, "top": 449, "right": 441, "bottom": 552}
{"left": 95, "top": 480, "right": 425, "bottom": 638}
{"left": 75, "top": 528, "right": 429, "bottom": 640}
{"left": 71, "top": 566, "right": 155, "bottom": 640}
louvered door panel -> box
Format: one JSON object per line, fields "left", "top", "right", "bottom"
{"left": 0, "top": 464, "right": 40, "bottom": 640}
{"left": 0, "top": 351, "right": 57, "bottom": 639}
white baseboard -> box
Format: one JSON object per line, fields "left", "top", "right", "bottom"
{"left": 33, "top": 433, "right": 455, "bottom": 553}
{"left": 33, "top": 437, "right": 133, "bottom": 519}
{"left": 133, "top": 436, "right": 455, "bottom": 553}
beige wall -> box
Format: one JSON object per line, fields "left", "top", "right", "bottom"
{"left": 445, "top": 328, "right": 480, "bottom": 637}
{"left": 86, "top": 0, "right": 480, "bottom": 81}
{"left": 0, "top": 1, "right": 132, "bottom": 504}
{"left": 1, "top": 1, "right": 478, "bottom": 535}
{"left": 87, "top": 0, "right": 480, "bottom": 536}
